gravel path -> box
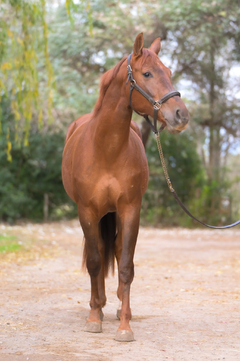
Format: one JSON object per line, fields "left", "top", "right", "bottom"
{"left": 0, "top": 220, "right": 240, "bottom": 361}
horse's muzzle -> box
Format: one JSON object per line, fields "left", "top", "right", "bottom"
{"left": 164, "top": 106, "right": 189, "bottom": 133}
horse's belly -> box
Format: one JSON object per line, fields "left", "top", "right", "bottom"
{"left": 62, "top": 146, "right": 75, "bottom": 202}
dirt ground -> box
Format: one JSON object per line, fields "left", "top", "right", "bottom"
{"left": 0, "top": 220, "right": 240, "bottom": 361}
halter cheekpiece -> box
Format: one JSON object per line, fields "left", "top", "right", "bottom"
{"left": 126, "top": 53, "right": 181, "bottom": 134}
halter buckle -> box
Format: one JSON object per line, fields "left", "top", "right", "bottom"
{"left": 127, "top": 64, "right": 132, "bottom": 74}
{"left": 153, "top": 102, "right": 162, "bottom": 111}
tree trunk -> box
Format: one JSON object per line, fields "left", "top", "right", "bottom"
{"left": 43, "top": 193, "right": 49, "bottom": 222}
{"left": 208, "top": 42, "right": 221, "bottom": 184}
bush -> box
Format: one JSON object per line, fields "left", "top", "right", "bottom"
{"left": 141, "top": 131, "right": 206, "bottom": 227}
{"left": 0, "top": 98, "right": 77, "bottom": 222}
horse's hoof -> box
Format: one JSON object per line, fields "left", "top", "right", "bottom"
{"left": 84, "top": 321, "right": 102, "bottom": 333}
{"left": 116, "top": 309, "right": 121, "bottom": 320}
{"left": 114, "top": 330, "right": 135, "bottom": 342}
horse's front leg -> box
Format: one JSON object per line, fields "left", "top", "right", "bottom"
{"left": 115, "top": 204, "right": 141, "bottom": 342}
{"left": 79, "top": 207, "right": 104, "bottom": 333}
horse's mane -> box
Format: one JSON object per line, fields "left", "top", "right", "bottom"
{"left": 93, "top": 56, "right": 127, "bottom": 114}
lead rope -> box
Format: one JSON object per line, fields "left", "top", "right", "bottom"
{"left": 155, "top": 132, "right": 240, "bottom": 229}
{"left": 155, "top": 133, "right": 174, "bottom": 193}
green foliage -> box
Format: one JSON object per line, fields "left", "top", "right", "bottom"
{"left": 0, "top": 96, "right": 76, "bottom": 222}
{"left": 48, "top": 1, "right": 167, "bottom": 119}
{"left": 0, "top": 234, "right": 21, "bottom": 253}
{"left": 141, "top": 131, "right": 205, "bottom": 227}
{"left": 142, "top": 129, "right": 235, "bottom": 227}
{"left": 0, "top": 0, "right": 53, "bottom": 149}
{"left": 0, "top": 0, "right": 239, "bottom": 227}
{"left": 189, "top": 178, "right": 232, "bottom": 226}
{"left": 157, "top": 0, "right": 240, "bottom": 183}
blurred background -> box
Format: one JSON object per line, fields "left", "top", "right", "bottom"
{"left": 0, "top": 0, "right": 239, "bottom": 227}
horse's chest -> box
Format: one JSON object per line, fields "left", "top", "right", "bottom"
{"left": 75, "top": 165, "right": 145, "bottom": 210}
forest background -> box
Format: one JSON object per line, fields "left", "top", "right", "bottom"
{"left": 0, "top": 0, "right": 239, "bottom": 227}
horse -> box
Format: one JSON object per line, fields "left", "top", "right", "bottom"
{"left": 62, "top": 33, "right": 189, "bottom": 342}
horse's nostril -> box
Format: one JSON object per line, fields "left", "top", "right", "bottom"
{"left": 176, "top": 109, "right": 181, "bottom": 121}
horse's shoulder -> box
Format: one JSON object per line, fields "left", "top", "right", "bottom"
{"left": 129, "top": 126, "right": 148, "bottom": 168}
{"left": 129, "top": 124, "right": 145, "bottom": 152}
{"left": 130, "top": 120, "right": 142, "bottom": 141}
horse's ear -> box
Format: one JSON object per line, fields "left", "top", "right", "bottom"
{"left": 133, "top": 33, "right": 144, "bottom": 58}
{"left": 150, "top": 38, "right": 161, "bottom": 55}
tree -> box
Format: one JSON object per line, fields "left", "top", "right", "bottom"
{"left": 1, "top": 0, "right": 239, "bottom": 225}
{"left": 0, "top": 0, "right": 167, "bottom": 147}
{"left": 146, "top": 0, "right": 240, "bottom": 221}
{"left": 48, "top": 1, "right": 167, "bottom": 122}
{"left": 0, "top": 95, "right": 72, "bottom": 222}
{"left": 0, "top": 0, "right": 55, "bottom": 151}
{"left": 157, "top": 0, "right": 240, "bottom": 183}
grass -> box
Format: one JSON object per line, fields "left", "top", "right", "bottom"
{"left": 0, "top": 234, "right": 22, "bottom": 253}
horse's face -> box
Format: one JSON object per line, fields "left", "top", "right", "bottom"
{"left": 128, "top": 33, "right": 189, "bottom": 133}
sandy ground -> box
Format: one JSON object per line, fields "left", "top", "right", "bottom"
{"left": 0, "top": 220, "right": 240, "bottom": 361}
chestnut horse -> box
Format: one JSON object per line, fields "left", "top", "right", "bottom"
{"left": 62, "top": 33, "right": 189, "bottom": 342}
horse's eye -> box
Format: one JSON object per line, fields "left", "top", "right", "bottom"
{"left": 143, "top": 72, "right": 152, "bottom": 78}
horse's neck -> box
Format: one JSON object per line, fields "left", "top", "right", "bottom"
{"left": 91, "top": 81, "right": 132, "bottom": 154}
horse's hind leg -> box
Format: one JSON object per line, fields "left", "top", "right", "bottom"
{"left": 79, "top": 208, "right": 104, "bottom": 333}
{"left": 115, "top": 204, "right": 141, "bottom": 342}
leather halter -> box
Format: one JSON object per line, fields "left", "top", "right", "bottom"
{"left": 126, "top": 53, "right": 181, "bottom": 134}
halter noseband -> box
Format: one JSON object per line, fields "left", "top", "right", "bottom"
{"left": 126, "top": 53, "right": 181, "bottom": 134}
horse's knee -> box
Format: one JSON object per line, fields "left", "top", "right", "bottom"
{"left": 86, "top": 252, "right": 101, "bottom": 277}
{"left": 99, "top": 295, "right": 107, "bottom": 307}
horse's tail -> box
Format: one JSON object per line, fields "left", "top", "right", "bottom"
{"left": 82, "top": 212, "right": 117, "bottom": 277}
{"left": 100, "top": 212, "right": 117, "bottom": 277}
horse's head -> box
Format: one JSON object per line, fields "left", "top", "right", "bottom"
{"left": 127, "top": 33, "right": 189, "bottom": 133}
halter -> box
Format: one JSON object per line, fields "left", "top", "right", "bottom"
{"left": 126, "top": 53, "right": 181, "bottom": 134}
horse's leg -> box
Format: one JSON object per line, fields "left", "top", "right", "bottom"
{"left": 115, "top": 219, "right": 131, "bottom": 321}
{"left": 115, "top": 220, "right": 123, "bottom": 320}
{"left": 115, "top": 205, "right": 141, "bottom": 342}
{"left": 97, "top": 247, "right": 107, "bottom": 322}
{"left": 79, "top": 207, "right": 104, "bottom": 333}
